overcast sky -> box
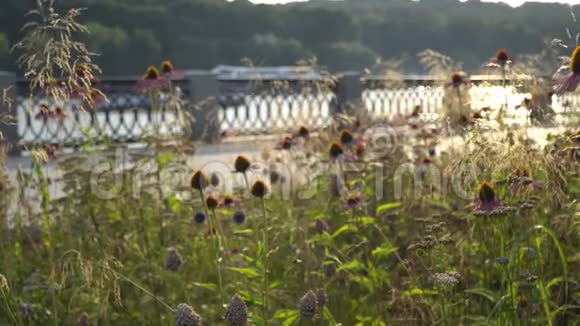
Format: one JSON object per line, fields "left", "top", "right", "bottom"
{"left": 249, "top": 0, "right": 580, "bottom": 6}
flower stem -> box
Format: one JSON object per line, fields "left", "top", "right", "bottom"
{"left": 260, "top": 196, "right": 269, "bottom": 323}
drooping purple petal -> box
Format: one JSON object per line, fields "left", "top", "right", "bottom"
{"left": 554, "top": 73, "right": 580, "bottom": 94}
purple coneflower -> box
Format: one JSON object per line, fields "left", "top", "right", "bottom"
{"left": 275, "top": 136, "right": 294, "bottom": 150}
{"left": 35, "top": 104, "right": 52, "bottom": 121}
{"left": 251, "top": 180, "right": 269, "bottom": 198}
{"left": 472, "top": 181, "right": 503, "bottom": 213}
{"left": 54, "top": 107, "right": 67, "bottom": 120}
{"left": 206, "top": 195, "right": 219, "bottom": 209}
{"left": 355, "top": 142, "right": 366, "bottom": 158}
{"left": 509, "top": 167, "right": 542, "bottom": 195}
{"left": 220, "top": 195, "right": 241, "bottom": 208}
{"left": 190, "top": 170, "right": 209, "bottom": 191}
{"left": 448, "top": 72, "right": 468, "bottom": 88}
{"left": 234, "top": 155, "right": 251, "bottom": 173}
{"left": 296, "top": 126, "right": 310, "bottom": 138}
{"left": 554, "top": 46, "right": 580, "bottom": 94}
{"left": 329, "top": 142, "right": 344, "bottom": 159}
{"left": 340, "top": 129, "right": 354, "bottom": 145}
{"left": 160, "top": 60, "right": 184, "bottom": 80}
{"left": 344, "top": 193, "right": 366, "bottom": 210}
{"left": 137, "top": 66, "right": 169, "bottom": 94}
{"left": 488, "top": 49, "right": 512, "bottom": 68}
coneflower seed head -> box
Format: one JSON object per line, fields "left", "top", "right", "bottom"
{"left": 570, "top": 46, "right": 580, "bottom": 74}
{"left": 298, "top": 126, "right": 310, "bottom": 138}
{"left": 191, "top": 170, "right": 209, "bottom": 190}
{"left": 251, "top": 180, "right": 268, "bottom": 198}
{"left": 478, "top": 181, "right": 496, "bottom": 202}
{"left": 340, "top": 129, "right": 354, "bottom": 144}
{"left": 329, "top": 142, "right": 344, "bottom": 159}
{"left": 161, "top": 60, "right": 175, "bottom": 74}
{"left": 451, "top": 72, "right": 463, "bottom": 85}
{"left": 496, "top": 49, "right": 510, "bottom": 65}
{"left": 234, "top": 155, "right": 251, "bottom": 173}
{"left": 206, "top": 195, "right": 219, "bottom": 209}
{"left": 144, "top": 66, "right": 160, "bottom": 80}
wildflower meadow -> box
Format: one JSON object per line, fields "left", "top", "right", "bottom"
{"left": 0, "top": 1, "right": 579, "bottom": 325}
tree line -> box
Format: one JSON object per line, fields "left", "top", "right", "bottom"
{"left": 0, "top": 0, "right": 578, "bottom": 76}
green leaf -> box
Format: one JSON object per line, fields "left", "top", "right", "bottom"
{"left": 331, "top": 224, "right": 357, "bottom": 239}
{"left": 191, "top": 282, "right": 217, "bottom": 292}
{"left": 359, "top": 216, "right": 376, "bottom": 225}
{"left": 269, "top": 280, "right": 284, "bottom": 290}
{"left": 546, "top": 277, "right": 563, "bottom": 292}
{"left": 282, "top": 315, "right": 299, "bottom": 326}
{"left": 257, "top": 240, "right": 264, "bottom": 258}
{"left": 233, "top": 229, "right": 254, "bottom": 235}
{"left": 338, "top": 260, "right": 365, "bottom": 272}
{"left": 371, "top": 245, "right": 398, "bottom": 259}
{"left": 375, "top": 202, "right": 402, "bottom": 215}
{"left": 273, "top": 309, "right": 299, "bottom": 320}
{"left": 228, "top": 267, "right": 261, "bottom": 279}
{"left": 166, "top": 195, "right": 180, "bottom": 214}
{"left": 239, "top": 290, "right": 263, "bottom": 307}
{"left": 322, "top": 306, "right": 337, "bottom": 324}
{"left": 403, "top": 288, "right": 438, "bottom": 297}
{"left": 465, "top": 288, "right": 498, "bottom": 303}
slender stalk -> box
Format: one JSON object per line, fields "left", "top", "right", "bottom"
{"left": 260, "top": 196, "right": 269, "bottom": 323}
{"left": 110, "top": 268, "right": 175, "bottom": 313}
{"left": 0, "top": 287, "right": 20, "bottom": 326}
{"left": 199, "top": 188, "right": 224, "bottom": 303}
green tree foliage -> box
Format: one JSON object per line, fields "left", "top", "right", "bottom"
{"left": 0, "top": 34, "right": 9, "bottom": 71}
{"left": 0, "top": 0, "right": 578, "bottom": 74}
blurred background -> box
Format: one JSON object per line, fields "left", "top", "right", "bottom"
{"left": 1, "top": 0, "right": 579, "bottom": 75}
